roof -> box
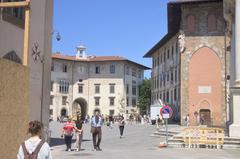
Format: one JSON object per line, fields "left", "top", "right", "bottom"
{"left": 143, "top": 0, "right": 222, "bottom": 58}
{"left": 143, "top": 31, "right": 178, "bottom": 58}
{"left": 169, "top": 0, "right": 221, "bottom": 4}
{"left": 52, "top": 53, "right": 151, "bottom": 70}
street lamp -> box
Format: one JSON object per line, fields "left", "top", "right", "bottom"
{"left": 38, "top": 30, "right": 61, "bottom": 123}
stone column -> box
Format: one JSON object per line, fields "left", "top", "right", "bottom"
{"left": 229, "top": 0, "right": 240, "bottom": 137}
{"left": 235, "top": 0, "right": 240, "bottom": 84}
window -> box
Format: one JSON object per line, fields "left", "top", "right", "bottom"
{"left": 62, "top": 96, "right": 67, "bottom": 105}
{"left": 174, "top": 88, "right": 177, "bottom": 101}
{"left": 160, "top": 53, "right": 163, "bottom": 63}
{"left": 171, "top": 46, "right": 174, "bottom": 59}
{"left": 51, "top": 62, "right": 54, "bottom": 71}
{"left": 110, "top": 65, "right": 115, "bottom": 74}
{"left": 138, "top": 70, "right": 142, "bottom": 78}
{"left": 132, "top": 68, "right": 137, "bottom": 77}
{"left": 132, "top": 98, "right": 137, "bottom": 107}
{"left": 167, "top": 49, "right": 170, "bottom": 59}
{"left": 171, "top": 71, "right": 174, "bottom": 82}
{"left": 126, "top": 84, "right": 129, "bottom": 94}
{"left": 110, "top": 84, "right": 115, "bottom": 94}
{"left": 132, "top": 80, "right": 137, "bottom": 95}
{"left": 63, "top": 64, "right": 67, "bottom": 72}
{"left": 132, "top": 85, "right": 137, "bottom": 95}
{"left": 175, "top": 70, "right": 178, "bottom": 82}
{"left": 79, "top": 66, "right": 85, "bottom": 74}
{"left": 95, "top": 97, "right": 100, "bottom": 106}
{"left": 187, "top": 15, "right": 195, "bottom": 32}
{"left": 78, "top": 84, "right": 83, "bottom": 93}
{"left": 109, "top": 97, "right": 115, "bottom": 106}
{"left": 109, "top": 110, "right": 115, "bottom": 116}
{"left": 59, "top": 79, "right": 69, "bottom": 93}
{"left": 50, "top": 96, "right": 53, "bottom": 105}
{"left": 208, "top": 14, "right": 217, "bottom": 32}
{"left": 50, "top": 109, "right": 53, "bottom": 115}
{"left": 126, "top": 97, "right": 129, "bottom": 106}
{"left": 95, "top": 84, "right": 100, "bottom": 94}
{"left": 51, "top": 81, "right": 54, "bottom": 92}
{"left": 157, "top": 56, "right": 160, "bottom": 66}
{"left": 2, "top": 0, "right": 25, "bottom": 28}
{"left": 166, "top": 91, "right": 169, "bottom": 103}
{"left": 167, "top": 72, "right": 169, "bottom": 82}
{"left": 163, "top": 51, "right": 166, "bottom": 62}
{"left": 126, "top": 66, "right": 130, "bottom": 75}
{"left": 95, "top": 65, "right": 100, "bottom": 74}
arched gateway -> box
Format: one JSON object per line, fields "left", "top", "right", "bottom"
{"left": 72, "top": 98, "right": 88, "bottom": 120}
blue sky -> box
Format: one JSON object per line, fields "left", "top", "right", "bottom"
{"left": 52, "top": 0, "right": 170, "bottom": 78}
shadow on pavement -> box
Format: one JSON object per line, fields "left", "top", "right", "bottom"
{"left": 50, "top": 138, "right": 91, "bottom": 147}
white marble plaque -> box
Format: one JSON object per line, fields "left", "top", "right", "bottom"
{"left": 198, "top": 86, "right": 211, "bottom": 94}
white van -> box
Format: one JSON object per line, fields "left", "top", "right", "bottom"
{"left": 150, "top": 104, "right": 161, "bottom": 125}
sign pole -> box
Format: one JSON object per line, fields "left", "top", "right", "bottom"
{"left": 165, "top": 118, "right": 168, "bottom": 146}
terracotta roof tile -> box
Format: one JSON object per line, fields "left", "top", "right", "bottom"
{"left": 52, "top": 53, "right": 150, "bottom": 70}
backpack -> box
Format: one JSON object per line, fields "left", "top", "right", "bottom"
{"left": 21, "top": 140, "right": 45, "bottom": 159}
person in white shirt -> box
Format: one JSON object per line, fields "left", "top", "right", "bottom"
{"left": 17, "top": 120, "right": 52, "bottom": 159}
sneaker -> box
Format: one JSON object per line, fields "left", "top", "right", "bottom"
{"left": 97, "top": 147, "right": 102, "bottom": 151}
{"left": 68, "top": 149, "right": 71, "bottom": 152}
{"left": 75, "top": 148, "right": 79, "bottom": 152}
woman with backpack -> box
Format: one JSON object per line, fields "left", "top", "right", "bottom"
{"left": 17, "top": 120, "right": 52, "bottom": 159}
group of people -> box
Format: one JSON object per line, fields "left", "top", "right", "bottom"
{"left": 61, "top": 110, "right": 126, "bottom": 152}
{"left": 184, "top": 112, "right": 205, "bottom": 127}
{"left": 16, "top": 111, "right": 127, "bottom": 158}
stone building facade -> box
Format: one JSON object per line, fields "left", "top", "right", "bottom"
{"left": 50, "top": 46, "right": 149, "bottom": 121}
{"left": 145, "top": 0, "right": 227, "bottom": 127}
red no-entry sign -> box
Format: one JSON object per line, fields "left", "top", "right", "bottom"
{"left": 160, "top": 105, "right": 173, "bottom": 119}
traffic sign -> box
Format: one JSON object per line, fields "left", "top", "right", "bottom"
{"left": 160, "top": 105, "right": 173, "bottom": 119}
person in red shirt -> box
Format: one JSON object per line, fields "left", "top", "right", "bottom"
{"left": 61, "top": 116, "right": 76, "bottom": 151}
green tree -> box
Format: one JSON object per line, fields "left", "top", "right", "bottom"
{"left": 138, "top": 78, "right": 151, "bottom": 114}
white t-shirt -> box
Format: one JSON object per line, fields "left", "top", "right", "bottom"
{"left": 17, "top": 137, "right": 52, "bottom": 159}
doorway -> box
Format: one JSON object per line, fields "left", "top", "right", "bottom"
{"left": 199, "top": 109, "right": 211, "bottom": 126}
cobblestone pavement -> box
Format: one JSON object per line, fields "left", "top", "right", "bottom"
{"left": 49, "top": 122, "right": 240, "bottom": 159}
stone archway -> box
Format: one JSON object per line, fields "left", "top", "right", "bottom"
{"left": 72, "top": 98, "right": 88, "bottom": 120}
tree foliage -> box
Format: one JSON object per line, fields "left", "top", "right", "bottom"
{"left": 138, "top": 79, "right": 151, "bottom": 113}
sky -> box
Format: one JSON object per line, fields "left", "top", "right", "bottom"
{"left": 52, "top": 0, "right": 170, "bottom": 78}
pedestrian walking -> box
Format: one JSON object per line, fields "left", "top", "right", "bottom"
{"left": 156, "top": 114, "right": 161, "bottom": 129}
{"left": 74, "top": 113, "right": 84, "bottom": 151}
{"left": 61, "top": 116, "right": 75, "bottom": 151}
{"left": 91, "top": 110, "right": 103, "bottom": 151}
{"left": 109, "top": 115, "right": 114, "bottom": 128}
{"left": 118, "top": 116, "right": 125, "bottom": 138}
{"left": 17, "top": 120, "right": 52, "bottom": 159}
{"left": 185, "top": 114, "right": 190, "bottom": 127}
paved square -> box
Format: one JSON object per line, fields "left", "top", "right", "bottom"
{"left": 50, "top": 122, "right": 240, "bottom": 159}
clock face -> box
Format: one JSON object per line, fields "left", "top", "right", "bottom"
{"left": 32, "top": 43, "right": 41, "bottom": 62}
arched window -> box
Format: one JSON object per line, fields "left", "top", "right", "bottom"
{"left": 187, "top": 15, "right": 195, "bottom": 32}
{"left": 2, "top": 50, "right": 22, "bottom": 64}
{"left": 208, "top": 14, "right": 217, "bottom": 32}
